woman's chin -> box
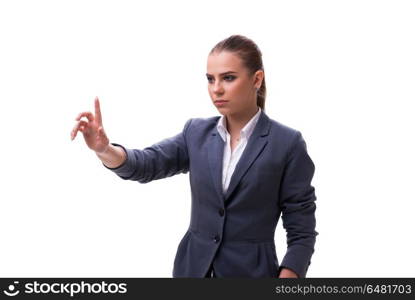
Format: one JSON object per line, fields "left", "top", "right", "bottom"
{"left": 215, "top": 106, "right": 230, "bottom": 113}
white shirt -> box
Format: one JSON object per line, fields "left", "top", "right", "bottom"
{"left": 216, "top": 107, "right": 262, "bottom": 194}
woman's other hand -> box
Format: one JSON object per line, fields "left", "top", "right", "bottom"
{"left": 278, "top": 267, "right": 299, "bottom": 278}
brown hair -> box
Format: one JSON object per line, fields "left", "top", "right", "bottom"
{"left": 209, "top": 34, "right": 266, "bottom": 111}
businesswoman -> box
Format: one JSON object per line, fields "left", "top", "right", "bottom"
{"left": 70, "top": 35, "right": 318, "bottom": 278}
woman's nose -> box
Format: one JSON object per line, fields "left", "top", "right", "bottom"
{"left": 213, "top": 82, "right": 224, "bottom": 94}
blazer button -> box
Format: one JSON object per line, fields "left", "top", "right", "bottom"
{"left": 218, "top": 208, "right": 224, "bottom": 217}
{"left": 213, "top": 235, "right": 221, "bottom": 243}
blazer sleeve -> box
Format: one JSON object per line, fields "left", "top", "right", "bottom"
{"left": 102, "top": 118, "right": 192, "bottom": 183}
{"left": 277, "top": 131, "right": 318, "bottom": 278}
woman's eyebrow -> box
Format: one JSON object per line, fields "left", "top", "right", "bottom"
{"left": 206, "top": 71, "right": 237, "bottom": 76}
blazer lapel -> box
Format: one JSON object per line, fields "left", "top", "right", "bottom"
{"left": 224, "top": 111, "right": 271, "bottom": 201}
{"left": 207, "top": 120, "right": 225, "bottom": 200}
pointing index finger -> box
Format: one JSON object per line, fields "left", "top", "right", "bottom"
{"left": 95, "top": 96, "right": 103, "bottom": 125}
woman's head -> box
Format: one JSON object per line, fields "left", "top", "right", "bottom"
{"left": 206, "top": 35, "right": 266, "bottom": 116}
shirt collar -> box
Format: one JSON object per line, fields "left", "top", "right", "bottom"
{"left": 216, "top": 107, "right": 262, "bottom": 142}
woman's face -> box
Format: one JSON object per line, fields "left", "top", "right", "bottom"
{"left": 206, "top": 51, "right": 263, "bottom": 116}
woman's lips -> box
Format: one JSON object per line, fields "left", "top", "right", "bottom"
{"left": 214, "top": 100, "right": 228, "bottom": 107}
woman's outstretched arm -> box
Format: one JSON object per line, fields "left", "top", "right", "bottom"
{"left": 102, "top": 119, "right": 192, "bottom": 183}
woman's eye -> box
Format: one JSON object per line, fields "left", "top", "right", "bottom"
{"left": 207, "top": 76, "right": 235, "bottom": 83}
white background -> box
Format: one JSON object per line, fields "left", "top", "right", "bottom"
{"left": 0, "top": 0, "right": 414, "bottom": 277}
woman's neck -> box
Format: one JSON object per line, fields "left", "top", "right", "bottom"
{"left": 225, "top": 106, "right": 259, "bottom": 136}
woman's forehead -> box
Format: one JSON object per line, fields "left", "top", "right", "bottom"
{"left": 207, "top": 51, "right": 243, "bottom": 74}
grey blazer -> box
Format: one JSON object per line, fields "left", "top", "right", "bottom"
{"left": 104, "top": 110, "right": 318, "bottom": 278}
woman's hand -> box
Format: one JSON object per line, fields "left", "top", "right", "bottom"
{"left": 70, "top": 96, "right": 110, "bottom": 154}
{"left": 278, "top": 267, "right": 299, "bottom": 278}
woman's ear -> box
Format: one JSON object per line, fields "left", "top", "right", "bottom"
{"left": 254, "top": 69, "right": 264, "bottom": 89}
